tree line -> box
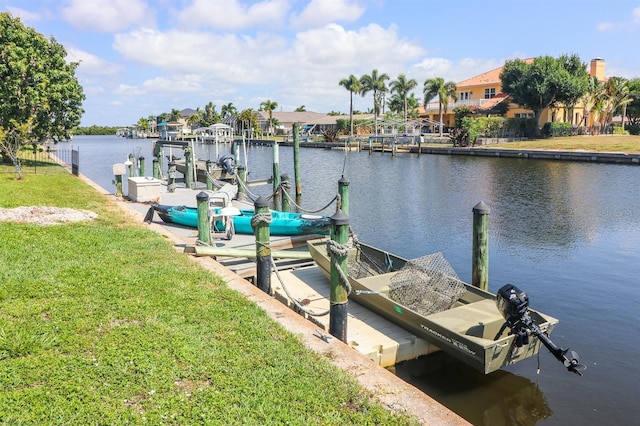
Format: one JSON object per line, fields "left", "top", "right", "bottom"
{"left": 338, "top": 54, "right": 640, "bottom": 140}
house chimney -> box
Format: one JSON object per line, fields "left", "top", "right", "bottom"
{"left": 590, "top": 58, "right": 606, "bottom": 81}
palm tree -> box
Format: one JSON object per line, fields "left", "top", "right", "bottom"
{"left": 259, "top": 99, "right": 278, "bottom": 135}
{"left": 360, "top": 69, "right": 389, "bottom": 135}
{"left": 339, "top": 74, "right": 363, "bottom": 137}
{"left": 202, "top": 102, "right": 219, "bottom": 126}
{"left": 221, "top": 102, "right": 237, "bottom": 119}
{"left": 238, "top": 108, "right": 260, "bottom": 138}
{"left": 423, "top": 77, "right": 457, "bottom": 137}
{"left": 168, "top": 108, "right": 182, "bottom": 122}
{"left": 390, "top": 74, "right": 418, "bottom": 126}
{"left": 294, "top": 105, "right": 306, "bottom": 112}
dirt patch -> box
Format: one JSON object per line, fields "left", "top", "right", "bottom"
{"left": 0, "top": 206, "right": 97, "bottom": 226}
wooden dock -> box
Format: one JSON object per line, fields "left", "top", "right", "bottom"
{"left": 269, "top": 265, "right": 439, "bottom": 367}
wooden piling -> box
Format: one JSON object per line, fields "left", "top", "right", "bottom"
{"left": 254, "top": 196, "right": 272, "bottom": 294}
{"left": 237, "top": 166, "right": 246, "bottom": 201}
{"left": 293, "top": 123, "right": 302, "bottom": 198}
{"left": 139, "top": 156, "right": 145, "bottom": 177}
{"left": 472, "top": 201, "right": 490, "bottom": 291}
{"left": 272, "top": 141, "right": 280, "bottom": 211}
{"left": 338, "top": 176, "right": 350, "bottom": 215}
{"left": 167, "top": 161, "right": 176, "bottom": 193}
{"left": 152, "top": 158, "right": 159, "bottom": 179}
{"left": 329, "top": 209, "right": 349, "bottom": 342}
{"left": 206, "top": 160, "right": 213, "bottom": 191}
{"left": 128, "top": 154, "right": 135, "bottom": 177}
{"left": 184, "top": 146, "right": 193, "bottom": 189}
{"left": 281, "top": 173, "right": 291, "bottom": 212}
{"left": 196, "top": 191, "right": 211, "bottom": 246}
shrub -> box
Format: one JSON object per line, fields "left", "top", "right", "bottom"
{"left": 542, "top": 122, "right": 572, "bottom": 137}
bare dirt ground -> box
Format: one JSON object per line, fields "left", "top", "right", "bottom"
{"left": 0, "top": 206, "right": 97, "bottom": 225}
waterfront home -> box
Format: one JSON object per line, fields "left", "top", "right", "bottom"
{"left": 419, "top": 58, "right": 608, "bottom": 131}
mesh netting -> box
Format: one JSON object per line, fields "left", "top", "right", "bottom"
{"left": 347, "top": 247, "right": 390, "bottom": 279}
{"left": 388, "top": 252, "right": 466, "bottom": 316}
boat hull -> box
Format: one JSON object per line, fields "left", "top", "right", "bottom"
{"left": 153, "top": 205, "right": 330, "bottom": 236}
{"left": 307, "top": 238, "right": 558, "bottom": 374}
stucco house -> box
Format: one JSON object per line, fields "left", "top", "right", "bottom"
{"left": 419, "top": 58, "right": 608, "bottom": 130}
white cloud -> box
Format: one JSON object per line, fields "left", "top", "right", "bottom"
{"left": 289, "top": 0, "right": 365, "bottom": 29}
{"left": 60, "top": 0, "right": 152, "bottom": 33}
{"left": 177, "top": 0, "right": 290, "bottom": 30}
{"left": 6, "top": 7, "right": 42, "bottom": 23}
{"left": 66, "top": 46, "right": 123, "bottom": 75}
{"left": 597, "top": 6, "right": 640, "bottom": 32}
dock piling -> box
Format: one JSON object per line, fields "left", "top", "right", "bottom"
{"left": 472, "top": 201, "right": 490, "bottom": 291}
{"left": 184, "top": 146, "right": 193, "bottom": 189}
{"left": 139, "top": 156, "right": 145, "bottom": 177}
{"left": 196, "top": 191, "right": 211, "bottom": 245}
{"left": 272, "top": 141, "right": 281, "bottom": 211}
{"left": 167, "top": 161, "right": 176, "bottom": 193}
{"left": 128, "top": 154, "right": 135, "bottom": 177}
{"left": 281, "top": 173, "right": 291, "bottom": 212}
{"left": 254, "top": 196, "right": 272, "bottom": 294}
{"left": 206, "top": 160, "right": 213, "bottom": 191}
{"left": 152, "top": 158, "right": 159, "bottom": 179}
{"left": 329, "top": 209, "right": 350, "bottom": 342}
{"left": 293, "top": 123, "right": 302, "bottom": 199}
{"left": 237, "top": 166, "right": 246, "bottom": 201}
{"left": 338, "top": 176, "right": 350, "bottom": 215}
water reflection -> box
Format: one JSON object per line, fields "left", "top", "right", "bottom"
{"left": 393, "top": 353, "right": 552, "bottom": 426}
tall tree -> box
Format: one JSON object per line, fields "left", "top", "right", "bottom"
{"left": 339, "top": 74, "right": 363, "bottom": 137}
{"left": 221, "top": 102, "right": 237, "bottom": 119}
{"left": 390, "top": 74, "right": 417, "bottom": 125}
{"left": 423, "top": 77, "right": 457, "bottom": 137}
{"left": 201, "top": 102, "right": 219, "bottom": 126}
{"left": 0, "top": 12, "right": 85, "bottom": 177}
{"left": 360, "top": 69, "right": 389, "bottom": 135}
{"left": 625, "top": 78, "right": 640, "bottom": 126}
{"left": 598, "top": 76, "right": 632, "bottom": 129}
{"left": 238, "top": 108, "right": 260, "bottom": 137}
{"left": 169, "top": 109, "right": 183, "bottom": 122}
{"left": 259, "top": 99, "right": 278, "bottom": 135}
{"left": 500, "top": 55, "right": 590, "bottom": 129}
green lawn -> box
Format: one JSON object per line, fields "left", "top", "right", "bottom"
{"left": 478, "top": 134, "right": 640, "bottom": 154}
{"left": 0, "top": 171, "right": 417, "bottom": 425}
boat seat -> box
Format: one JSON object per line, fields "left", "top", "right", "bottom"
{"left": 428, "top": 299, "right": 505, "bottom": 339}
{"left": 356, "top": 271, "right": 398, "bottom": 294}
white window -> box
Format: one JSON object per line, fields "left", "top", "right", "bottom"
{"left": 459, "top": 91, "right": 471, "bottom": 101}
{"left": 484, "top": 88, "right": 496, "bottom": 99}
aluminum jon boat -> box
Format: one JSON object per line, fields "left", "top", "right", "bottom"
{"left": 307, "top": 238, "right": 577, "bottom": 375}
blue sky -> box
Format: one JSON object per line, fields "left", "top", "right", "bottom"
{"left": 4, "top": 0, "right": 640, "bottom": 127}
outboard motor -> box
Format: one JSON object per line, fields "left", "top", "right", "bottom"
{"left": 495, "top": 284, "right": 586, "bottom": 376}
{"left": 218, "top": 154, "right": 235, "bottom": 175}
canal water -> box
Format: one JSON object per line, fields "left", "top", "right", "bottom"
{"left": 67, "top": 135, "right": 639, "bottom": 425}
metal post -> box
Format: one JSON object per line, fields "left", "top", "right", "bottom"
{"left": 254, "top": 196, "right": 272, "bottom": 294}
{"left": 184, "top": 147, "right": 193, "bottom": 189}
{"left": 281, "top": 173, "right": 291, "bottom": 212}
{"left": 272, "top": 141, "right": 280, "bottom": 211}
{"left": 293, "top": 122, "right": 302, "bottom": 199}
{"left": 338, "top": 176, "right": 350, "bottom": 215}
{"left": 329, "top": 209, "right": 349, "bottom": 342}
{"left": 168, "top": 161, "right": 176, "bottom": 193}
{"left": 196, "top": 191, "right": 211, "bottom": 246}
{"left": 472, "top": 201, "right": 490, "bottom": 291}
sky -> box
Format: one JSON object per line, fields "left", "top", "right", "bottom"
{"left": 3, "top": 0, "right": 640, "bottom": 127}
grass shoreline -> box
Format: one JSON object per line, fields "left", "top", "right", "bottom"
{"left": 0, "top": 168, "right": 424, "bottom": 424}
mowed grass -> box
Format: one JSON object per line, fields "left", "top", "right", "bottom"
{"left": 481, "top": 134, "right": 640, "bottom": 153}
{"left": 0, "top": 170, "right": 416, "bottom": 425}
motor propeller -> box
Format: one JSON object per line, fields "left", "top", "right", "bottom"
{"left": 495, "top": 284, "right": 586, "bottom": 376}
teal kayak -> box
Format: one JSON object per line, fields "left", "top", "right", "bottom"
{"left": 151, "top": 204, "right": 330, "bottom": 236}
